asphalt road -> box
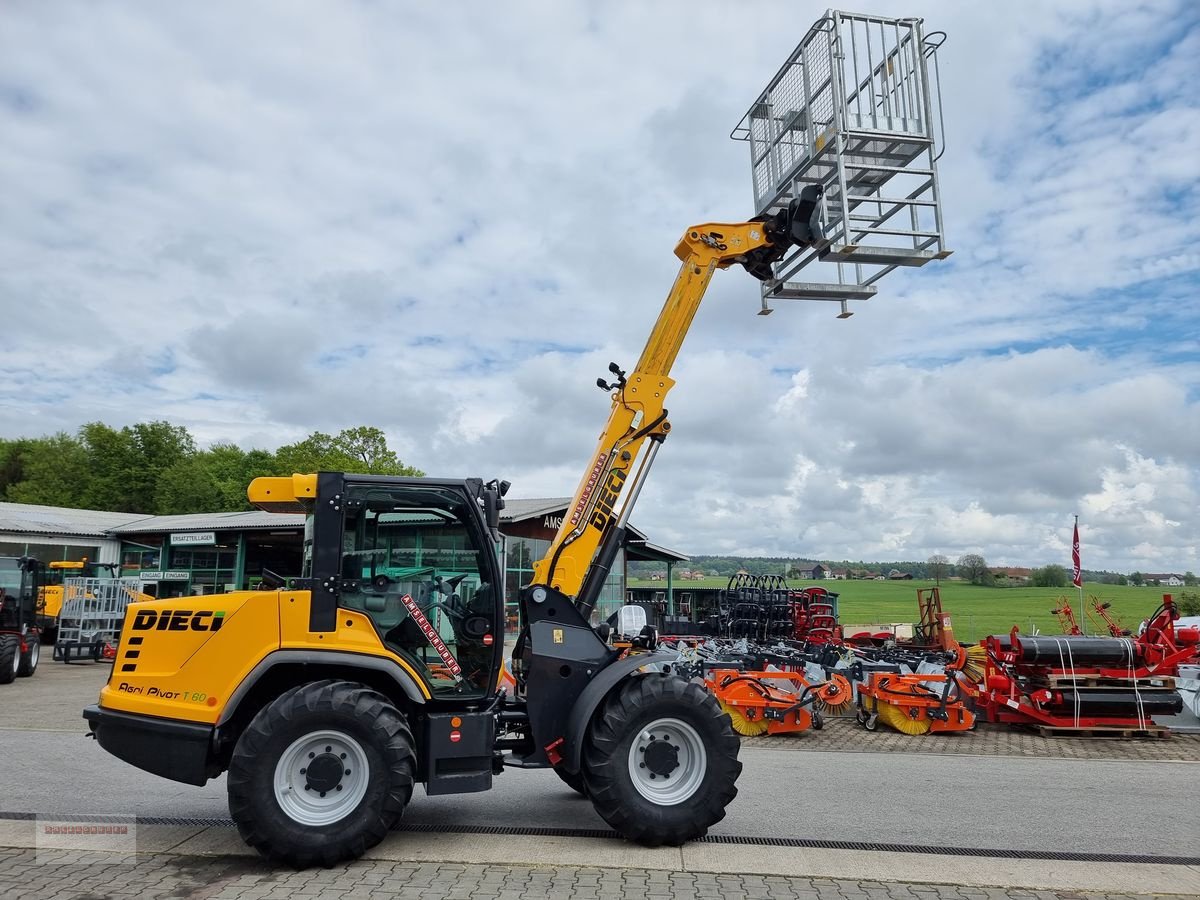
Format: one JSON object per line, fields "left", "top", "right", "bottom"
{"left": 3, "top": 664, "right": 1197, "bottom": 858}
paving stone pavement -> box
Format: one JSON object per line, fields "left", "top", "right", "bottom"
{"left": 0, "top": 849, "right": 1191, "bottom": 900}
{"left": 742, "top": 717, "right": 1200, "bottom": 761}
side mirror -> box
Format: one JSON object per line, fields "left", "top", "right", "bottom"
{"left": 483, "top": 479, "right": 507, "bottom": 542}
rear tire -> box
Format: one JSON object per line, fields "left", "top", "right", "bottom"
{"left": 227, "top": 680, "right": 416, "bottom": 867}
{"left": 0, "top": 636, "right": 18, "bottom": 685}
{"left": 17, "top": 639, "right": 39, "bottom": 677}
{"left": 583, "top": 673, "right": 741, "bottom": 846}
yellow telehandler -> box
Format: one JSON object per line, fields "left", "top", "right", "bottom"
{"left": 85, "top": 196, "right": 826, "bottom": 866}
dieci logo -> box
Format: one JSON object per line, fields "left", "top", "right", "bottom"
{"left": 588, "top": 469, "right": 627, "bottom": 533}
{"left": 131, "top": 609, "right": 225, "bottom": 632}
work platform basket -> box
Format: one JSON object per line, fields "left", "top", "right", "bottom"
{"left": 54, "top": 576, "right": 146, "bottom": 662}
{"left": 731, "top": 9, "right": 951, "bottom": 314}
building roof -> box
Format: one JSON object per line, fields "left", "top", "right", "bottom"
{"left": 500, "top": 497, "right": 569, "bottom": 523}
{"left": 0, "top": 496, "right": 687, "bottom": 559}
{"left": 108, "top": 511, "right": 306, "bottom": 534}
{"left": 624, "top": 540, "right": 689, "bottom": 564}
{"left": 0, "top": 502, "right": 150, "bottom": 539}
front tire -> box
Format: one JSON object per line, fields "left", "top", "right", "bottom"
{"left": 583, "top": 673, "right": 741, "bottom": 846}
{"left": 227, "top": 680, "right": 416, "bottom": 867}
{"left": 17, "top": 639, "right": 39, "bottom": 677}
{"left": 0, "top": 636, "right": 18, "bottom": 685}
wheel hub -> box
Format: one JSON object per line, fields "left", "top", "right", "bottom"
{"left": 642, "top": 737, "right": 680, "bottom": 777}
{"left": 304, "top": 753, "right": 346, "bottom": 793}
{"left": 627, "top": 717, "right": 707, "bottom": 805}
{"left": 273, "top": 730, "right": 369, "bottom": 825}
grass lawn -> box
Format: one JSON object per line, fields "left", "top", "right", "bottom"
{"left": 627, "top": 578, "right": 1178, "bottom": 644}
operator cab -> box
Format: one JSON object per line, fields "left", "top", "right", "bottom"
{"left": 260, "top": 473, "right": 507, "bottom": 700}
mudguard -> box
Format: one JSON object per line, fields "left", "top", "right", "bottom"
{"left": 559, "top": 650, "right": 679, "bottom": 774}
{"left": 217, "top": 649, "right": 427, "bottom": 727}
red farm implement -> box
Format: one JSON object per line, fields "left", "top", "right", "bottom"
{"left": 977, "top": 595, "right": 1196, "bottom": 734}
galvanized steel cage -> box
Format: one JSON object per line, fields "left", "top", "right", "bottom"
{"left": 731, "top": 9, "right": 951, "bottom": 314}
{"left": 54, "top": 576, "right": 146, "bottom": 661}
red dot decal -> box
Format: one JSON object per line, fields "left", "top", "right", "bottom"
{"left": 449, "top": 730, "right": 462, "bottom": 743}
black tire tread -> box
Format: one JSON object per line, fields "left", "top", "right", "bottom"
{"left": 227, "top": 679, "right": 415, "bottom": 867}
{"left": 0, "top": 635, "right": 18, "bottom": 685}
{"left": 553, "top": 765, "right": 587, "bottom": 797}
{"left": 16, "top": 637, "right": 38, "bottom": 677}
{"left": 583, "top": 674, "right": 741, "bottom": 846}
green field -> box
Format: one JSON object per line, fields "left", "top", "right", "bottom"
{"left": 628, "top": 578, "right": 1180, "bottom": 644}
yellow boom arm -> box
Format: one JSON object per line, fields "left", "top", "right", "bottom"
{"left": 531, "top": 220, "right": 787, "bottom": 600}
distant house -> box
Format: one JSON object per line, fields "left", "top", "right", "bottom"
{"left": 1144, "top": 573, "right": 1185, "bottom": 586}
{"left": 648, "top": 572, "right": 665, "bottom": 581}
{"left": 888, "top": 569, "right": 913, "bottom": 580}
{"left": 830, "top": 569, "right": 849, "bottom": 580}
{"left": 790, "top": 563, "right": 827, "bottom": 580}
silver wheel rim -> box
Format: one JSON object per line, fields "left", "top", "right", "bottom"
{"left": 273, "top": 729, "right": 370, "bottom": 826}
{"left": 627, "top": 717, "right": 707, "bottom": 805}
{"left": 11, "top": 642, "right": 18, "bottom": 675}
{"left": 28, "top": 643, "right": 38, "bottom": 670}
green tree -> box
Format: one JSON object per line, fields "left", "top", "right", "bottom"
{"left": 1177, "top": 591, "right": 1200, "bottom": 617}
{"left": 155, "top": 444, "right": 277, "bottom": 514}
{"left": 957, "top": 553, "right": 992, "bottom": 586}
{"left": 273, "top": 427, "right": 422, "bottom": 476}
{"left": 927, "top": 554, "right": 950, "bottom": 584}
{"left": 4, "top": 433, "right": 91, "bottom": 507}
{"left": 79, "top": 421, "right": 196, "bottom": 512}
{"left": 1130, "top": 571, "right": 1144, "bottom": 586}
{"left": 1184, "top": 571, "right": 1198, "bottom": 587}
{"left": 1032, "top": 564, "right": 1069, "bottom": 588}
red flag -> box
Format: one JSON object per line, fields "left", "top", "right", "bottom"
{"left": 1071, "top": 521, "right": 1082, "bottom": 588}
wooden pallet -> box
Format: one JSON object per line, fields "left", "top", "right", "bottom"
{"left": 1035, "top": 674, "right": 1175, "bottom": 690}
{"left": 1034, "top": 724, "right": 1171, "bottom": 740}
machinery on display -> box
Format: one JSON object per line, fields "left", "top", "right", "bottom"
{"left": 703, "top": 667, "right": 842, "bottom": 736}
{"left": 854, "top": 645, "right": 977, "bottom": 735}
{"left": 0, "top": 556, "right": 44, "bottom": 683}
{"left": 976, "top": 596, "right": 1196, "bottom": 735}
{"left": 712, "top": 573, "right": 841, "bottom": 643}
{"left": 54, "top": 574, "right": 151, "bottom": 664}
{"left": 83, "top": 9, "right": 952, "bottom": 867}
{"left": 1087, "top": 598, "right": 1132, "bottom": 637}
{"left": 1050, "top": 597, "right": 1083, "bottom": 636}
{"left": 35, "top": 558, "right": 120, "bottom": 645}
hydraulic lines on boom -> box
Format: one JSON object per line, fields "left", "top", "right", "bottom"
{"left": 533, "top": 187, "right": 826, "bottom": 616}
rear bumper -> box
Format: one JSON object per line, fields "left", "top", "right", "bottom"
{"left": 83, "top": 705, "right": 215, "bottom": 786}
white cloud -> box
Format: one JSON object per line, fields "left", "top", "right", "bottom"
{"left": 1, "top": 0, "right": 1197, "bottom": 574}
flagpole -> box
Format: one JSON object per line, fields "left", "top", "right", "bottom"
{"left": 1073, "top": 514, "right": 1085, "bottom": 636}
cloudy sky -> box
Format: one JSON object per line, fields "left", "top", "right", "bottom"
{"left": 2, "top": 1, "right": 1197, "bottom": 573}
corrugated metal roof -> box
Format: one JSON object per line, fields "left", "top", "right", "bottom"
{"left": 108, "top": 510, "right": 305, "bottom": 534}
{"left": 0, "top": 502, "right": 150, "bottom": 538}
{"left": 0, "top": 496, "right": 686, "bottom": 559}
{"left": 500, "top": 497, "right": 569, "bottom": 522}
{"left": 625, "top": 540, "right": 689, "bottom": 563}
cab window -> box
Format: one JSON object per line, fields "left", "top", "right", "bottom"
{"left": 336, "top": 484, "right": 498, "bottom": 697}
